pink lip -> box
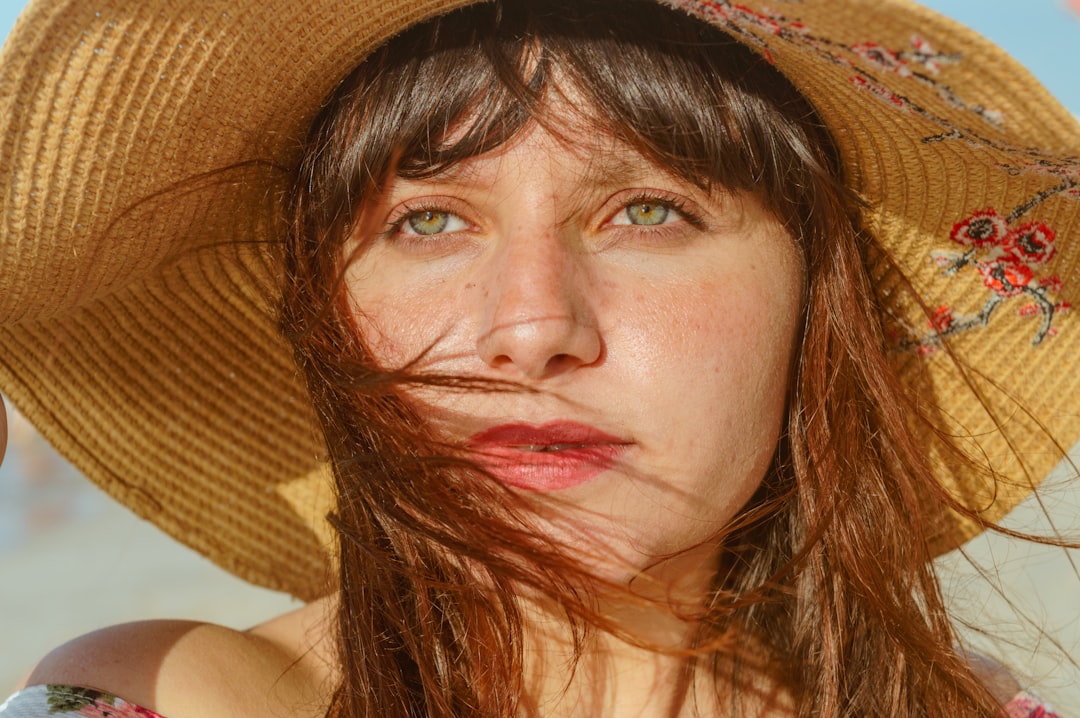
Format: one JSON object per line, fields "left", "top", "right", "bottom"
{"left": 465, "top": 421, "right": 629, "bottom": 491}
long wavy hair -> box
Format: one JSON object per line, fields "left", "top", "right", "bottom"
{"left": 281, "top": 1, "right": 1006, "bottom": 715}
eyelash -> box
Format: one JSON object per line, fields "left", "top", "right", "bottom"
{"left": 611, "top": 193, "right": 705, "bottom": 230}
{"left": 380, "top": 192, "right": 706, "bottom": 244}
{"left": 383, "top": 201, "right": 472, "bottom": 240}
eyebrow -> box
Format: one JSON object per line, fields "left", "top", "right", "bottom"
{"left": 577, "top": 154, "right": 662, "bottom": 188}
{"left": 419, "top": 150, "right": 672, "bottom": 191}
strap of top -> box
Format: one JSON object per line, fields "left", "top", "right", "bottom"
{"left": 0, "top": 684, "right": 164, "bottom": 717}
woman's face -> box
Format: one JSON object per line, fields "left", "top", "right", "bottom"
{"left": 346, "top": 116, "right": 805, "bottom": 579}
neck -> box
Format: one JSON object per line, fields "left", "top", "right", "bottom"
{"left": 519, "top": 609, "right": 703, "bottom": 718}
{"left": 516, "top": 544, "right": 721, "bottom": 718}
{"left": 518, "top": 618, "right": 792, "bottom": 718}
{"left": 514, "top": 541, "right": 796, "bottom": 718}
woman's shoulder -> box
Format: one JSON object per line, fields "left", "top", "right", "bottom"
{"left": 5, "top": 600, "right": 334, "bottom": 718}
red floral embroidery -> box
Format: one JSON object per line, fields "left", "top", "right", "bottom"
{"left": 662, "top": 0, "right": 1075, "bottom": 354}
{"left": 950, "top": 208, "right": 1010, "bottom": 248}
{"left": 1007, "top": 221, "right": 1056, "bottom": 264}
{"left": 1040, "top": 275, "right": 1064, "bottom": 294}
{"left": 908, "top": 35, "right": 953, "bottom": 74}
{"left": 976, "top": 259, "right": 1034, "bottom": 298}
{"left": 850, "top": 75, "right": 908, "bottom": 110}
{"left": 845, "top": 33, "right": 996, "bottom": 126}
{"left": 683, "top": 0, "right": 797, "bottom": 61}
{"left": 688, "top": 1, "right": 786, "bottom": 34}
{"left": 852, "top": 42, "right": 911, "bottom": 77}
{"left": 920, "top": 208, "right": 1067, "bottom": 350}
{"left": 677, "top": 0, "right": 1002, "bottom": 130}
{"left": 929, "top": 305, "right": 954, "bottom": 332}
{"left": 849, "top": 36, "right": 956, "bottom": 78}
{"left": 726, "top": 3, "right": 784, "bottom": 34}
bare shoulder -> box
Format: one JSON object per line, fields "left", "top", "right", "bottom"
{"left": 18, "top": 599, "right": 335, "bottom": 718}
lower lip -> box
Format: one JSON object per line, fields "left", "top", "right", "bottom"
{"left": 471, "top": 444, "right": 625, "bottom": 491}
{"left": 466, "top": 421, "right": 628, "bottom": 491}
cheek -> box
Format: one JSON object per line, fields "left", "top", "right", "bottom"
{"left": 713, "top": 282, "right": 800, "bottom": 429}
{"left": 346, "top": 259, "right": 464, "bottom": 370}
{"left": 633, "top": 271, "right": 801, "bottom": 399}
{"left": 348, "top": 300, "right": 415, "bottom": 369}
{"left": 620, "top": 249, "right": 803, "bottom": 476}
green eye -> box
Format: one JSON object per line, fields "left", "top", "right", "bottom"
{"left": 406, "top": 210, "right": 451, "bottom": 235}
{"left": 398, "top": 209, "right": 469, "bottom": 237}
{"left": 625, "top": 202, "right": 671, "bottom": 226}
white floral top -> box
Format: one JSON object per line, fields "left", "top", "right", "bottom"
{"left": 0, "top": 686, "right": 163, "bottom": 717}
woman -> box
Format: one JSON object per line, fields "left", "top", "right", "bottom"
{"left": 0, "top": 0, "right": 1077, "bottom": 715}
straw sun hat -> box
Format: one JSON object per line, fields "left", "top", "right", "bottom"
{"left": 1, "top": 0, "right": 1078, "bottom": 601}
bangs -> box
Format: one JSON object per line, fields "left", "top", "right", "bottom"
{"left": 300, "top": 0, "right": 847, "bottom": 246}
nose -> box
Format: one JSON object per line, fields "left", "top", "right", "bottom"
{"left": 475, "top": 227, "right": 602, "bottom": 380}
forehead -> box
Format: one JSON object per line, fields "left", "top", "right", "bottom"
{"left": 416, "top": 79, "right": 696, "bottom": 191}
{"left": 434, "top": 73, "right": 599, "bottom": 150}
{"left": 428, "top": 116, "right": 660, "bottom": 185}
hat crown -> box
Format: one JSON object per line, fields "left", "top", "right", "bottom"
{"left": 1, "top": 0, "right": 1079, "bottom": 596}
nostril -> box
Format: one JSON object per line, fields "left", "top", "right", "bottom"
{"left": 543, "top": 351, "right": 597, "bottom": 377}
{"left": 545, "top": 354, "right": 574, "bottom": 375}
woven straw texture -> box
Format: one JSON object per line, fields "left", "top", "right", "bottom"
{"left": 1, "top": 0, "right": 1078, "bottom": 600}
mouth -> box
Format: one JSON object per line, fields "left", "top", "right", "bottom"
{"left": 508, "top": 443, "right": 596, "bottom": 452}
{"left": 465, "top": 421, "right": 630, "bottom": 491}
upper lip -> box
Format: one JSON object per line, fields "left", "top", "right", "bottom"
{"left": 465, "top": 421, "right": 628, "bottom": 449}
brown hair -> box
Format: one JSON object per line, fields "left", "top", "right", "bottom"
{"left": 282, "top": 1, "right": 1005, "bottom": 715}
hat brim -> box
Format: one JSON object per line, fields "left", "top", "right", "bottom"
{"left": 1, "top": 0, "right": 1078, "bottom": 599}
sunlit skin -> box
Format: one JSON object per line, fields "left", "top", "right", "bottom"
{"left": 12, "top": 116, "right": 1023, "bottom": 718}
{"left": 345, "top": 115, "right": 806, "bottom": 596}
{"left": 340, "top": 117, "right": 807, "bottom": 715}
